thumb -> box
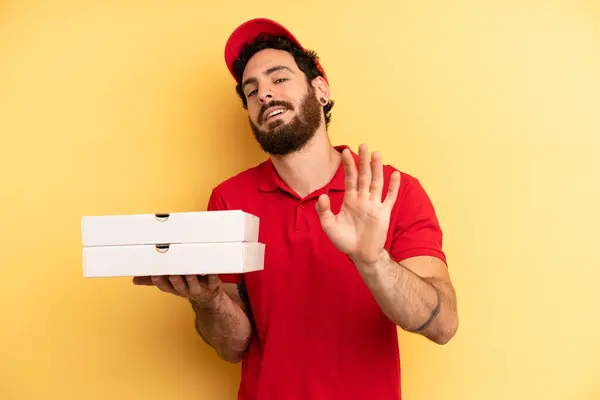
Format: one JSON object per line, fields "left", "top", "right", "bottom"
{"left": 316, "top": 194, "right": 335, "bottom": 225}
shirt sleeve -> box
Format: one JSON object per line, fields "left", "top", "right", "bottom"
{"left": 205, "top": 187, "right": 244, "bottom": 284}
{"left": 388, "top": 174, "right": 447, "bottom": 265}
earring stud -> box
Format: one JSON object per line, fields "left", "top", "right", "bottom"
{"left": 320, "top": 97, "right": 327, "bottom": 105}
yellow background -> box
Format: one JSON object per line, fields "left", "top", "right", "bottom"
{"left": 1, "top": 0, "right": 599, "bottom": 399}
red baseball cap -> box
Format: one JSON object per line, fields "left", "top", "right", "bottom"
{"left": 224, "top": 17, "right": 328, "bottom": 84}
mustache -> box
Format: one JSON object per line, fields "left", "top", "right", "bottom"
{"left": 259, "top": 100, "right": 294, "bottom": 123}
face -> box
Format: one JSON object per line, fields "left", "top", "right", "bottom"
{"left": 240, "top": 48, "right": 326, "bottom": 155}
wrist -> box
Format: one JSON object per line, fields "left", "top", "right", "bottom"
{"left": 351, "top": 249, "right": 391, "bottom": 273}
{"left": 190, "top": 289, "right": 223, "bottom": 312}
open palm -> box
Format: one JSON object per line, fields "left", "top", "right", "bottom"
{"left": 316, "top": 144, "right": 401, "bottom": 266}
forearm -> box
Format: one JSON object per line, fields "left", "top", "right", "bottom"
{"left": 190, "top": 290, "right": 252, "bottom": 363}
{"left": 353, "top": 251, "right": 458, "bottom": 344}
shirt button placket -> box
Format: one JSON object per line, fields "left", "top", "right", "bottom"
{"left": 294, "top": 203, "right": 304, "bottom": 232}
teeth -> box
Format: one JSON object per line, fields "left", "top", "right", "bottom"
{"left": 267, "top": 109, "right": 285, "bottom": 119}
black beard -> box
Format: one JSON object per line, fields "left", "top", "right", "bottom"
{"left": 249, "top": 87, "right": 322, "bottom": 156}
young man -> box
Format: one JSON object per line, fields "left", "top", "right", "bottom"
{"left": 134, "top": 17, "right": 458, "bottom": 400}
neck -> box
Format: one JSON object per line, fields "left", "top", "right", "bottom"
{"left": 269, "top": 128, "right": 342, "bottom": 198}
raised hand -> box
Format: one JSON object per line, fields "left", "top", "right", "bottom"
{"left": 316, "top": 144, "right": 401, "bottom": 266}
{"left": 133, "top": 274, "right": 222, "bottom": 306}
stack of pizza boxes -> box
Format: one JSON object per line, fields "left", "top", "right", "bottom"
{"left": 81, "top": 210, "right": 264, "bottom": 278}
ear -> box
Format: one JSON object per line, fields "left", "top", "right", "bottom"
{"left": 311, "top": 76, "right": 330, "bottom": 105}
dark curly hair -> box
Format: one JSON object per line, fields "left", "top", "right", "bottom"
{"left": 231, "top": 34, "right": 334, "bottom": 128}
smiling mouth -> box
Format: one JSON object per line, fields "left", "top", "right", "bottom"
{"left": 264, "top": 108, "right": 287, "bottom": 122}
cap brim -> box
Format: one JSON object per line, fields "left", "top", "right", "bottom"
{"left": 224, "top": 18, "right": 328, "bottom": 84}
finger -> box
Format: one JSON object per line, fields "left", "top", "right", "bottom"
{"left": 133, "top": 276, "right": 154, "bottom": 286}
{"left": 185, "top": 275, "right": 204, "bottom": 297}
{"left": 357, "top": 144, "right": 371, "bottom": 194}
{"left": 369, "top": 151, "right": 384, "bottom": 201}
{"left": 169, "top": 275, "right": 191, "bottom": 297}
{"left": 152, "top": 276, "right": 182, "bottom": 297}
{"left": 194, "top": 274, "right": 210, "bottom": 285}
{"left": 316, "top": 194, "right": 335, "bottom": 225}
{"left": 384, "top": 170, "right": 401, "bottom": 208}
{"left": 342, "top": 148, "right": 357, "bottom": 192}
{"left": 207, "top": 274, "right": 222, "bottom": 291}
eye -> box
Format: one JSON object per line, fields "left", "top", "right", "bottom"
{"left": 247, "top": 89, "right": 257, "bottom": 97}
{"left": 275, "top": 78, "right": 287, "bottom": 84}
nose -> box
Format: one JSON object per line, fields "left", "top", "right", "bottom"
{"left": 258, "top": 85, "right": 273, "bottom": 103}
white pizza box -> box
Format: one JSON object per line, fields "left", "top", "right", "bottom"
{"left": 83, "top": 242, "right": 265, "bottom": 278}
{"left": 81, "top": 210, "right": 259, "bottom": 247}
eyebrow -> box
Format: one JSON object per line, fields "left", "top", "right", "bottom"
{"left": 242, "top": 65, "right": 293, "bottom": 90}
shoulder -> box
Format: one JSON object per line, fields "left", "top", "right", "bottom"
{"left": 207, "top": 159, "right": 269, "bottom": 206}
{"left": 382, "top": 164, "right": 431, "bottom": 206}
{"left": 212, "top": 159, "right": 268, "bottom": 193}
{"left": 382, "top": 163, "right": 442, "bottom": 226}
{"left": 343, "top": 145, "right": 426, "bottom": 201}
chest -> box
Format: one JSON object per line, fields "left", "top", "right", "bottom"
{"left": 243, "top": 192, "right": 352, "bottom": 289}
{"left": 235, "top": 192, "right": 385, "bottom": 329}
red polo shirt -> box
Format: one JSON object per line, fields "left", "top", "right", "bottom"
{"left": 206, "top": 145, "right": 446, "bottom": 400}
